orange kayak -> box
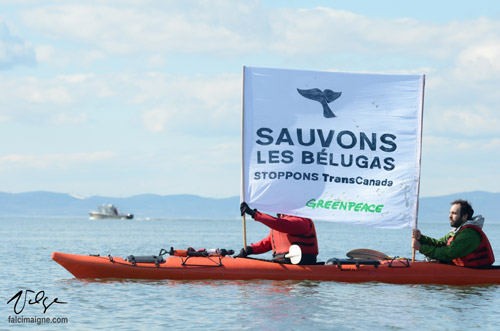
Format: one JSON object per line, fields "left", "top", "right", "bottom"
{"left": 52, "top": 252, "right": 500, "bottom": 285}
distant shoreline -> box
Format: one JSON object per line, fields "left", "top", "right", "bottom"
{"left": 0, "top": 190, "right": 497, "bottom": 221}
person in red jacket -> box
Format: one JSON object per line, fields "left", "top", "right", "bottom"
{"left": 237, "top": 202, "right": 319, "bottom": 265}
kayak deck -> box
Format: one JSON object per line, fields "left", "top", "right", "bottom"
{"left": 52, "top": 252, "right": 500, "bottom": 285}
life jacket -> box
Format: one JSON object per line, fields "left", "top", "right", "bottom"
{"left": 269, "top": 216, "right": 318, "bottom": 257}
{"left": 447, "top": 224, "right": 495, "bottom": 267}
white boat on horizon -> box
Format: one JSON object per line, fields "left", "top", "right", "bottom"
{"left": 89, "top": 204, "right": 134, "bottom": 220}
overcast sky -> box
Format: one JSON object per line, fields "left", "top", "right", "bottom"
{"left": 1, "top": 0, "right": 499, "bottom": 198}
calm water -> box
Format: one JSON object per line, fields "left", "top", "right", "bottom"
{"left": 2, "top": 216, "right": 500, "bottom": 330}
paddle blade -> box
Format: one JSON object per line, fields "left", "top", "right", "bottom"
{"left": 346, "top": 248, "right": 390, "bottom": 260}
{"left": 285, "top": 245, "right": 302, "bottom": 265}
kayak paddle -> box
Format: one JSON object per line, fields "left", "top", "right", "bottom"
{"left": 346, "top": 248, "right": 391, "bottom": 260}
{"left": 285, "top": 245, "right": 302, "bottom": 265}
{"left": 273, "top": 245, "right": 302, "bottom": 265}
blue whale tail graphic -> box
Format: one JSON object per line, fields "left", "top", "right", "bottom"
{"left": 297, "top": 88, "right": 342, "bottom": 118}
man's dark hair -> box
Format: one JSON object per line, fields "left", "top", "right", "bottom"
{"left": 451, "top": 199, "right": 474, "bottom": 220}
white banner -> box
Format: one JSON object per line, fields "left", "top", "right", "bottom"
{"left": 242, "top": 67, "right": 425, "bottom": 229}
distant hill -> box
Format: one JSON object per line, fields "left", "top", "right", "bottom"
{"left": 0, "top": 190, "right": 498, "bottom": 221}
{"left": 0, "top": 191, "right": 239, "bottom": 219}
{"left": 418, "top": 191, "right": 499, "bottom": 222}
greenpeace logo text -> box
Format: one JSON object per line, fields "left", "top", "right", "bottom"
{"left": 306, "top": 199, "right": 384, "bottom": 213}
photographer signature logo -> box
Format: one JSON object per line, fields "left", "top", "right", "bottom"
{"left": 7, "top": 289, "right": 67, "bottom": 314}
{"left": 297, "top": 88, "right": 342, "bottom": 118}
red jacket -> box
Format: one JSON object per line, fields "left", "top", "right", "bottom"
{"left": 447, "top": 224, "right": 495, "bottom": 267}
{"left": 250, "top": 211, "right": 318, "bottom": 256}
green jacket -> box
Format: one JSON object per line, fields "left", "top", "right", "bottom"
{"left": 419, "top": 227, "right": 482, "bottom": 263}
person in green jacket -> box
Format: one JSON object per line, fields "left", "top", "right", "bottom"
{"left": 411, "top": 199, "right": 495, "bottom": 266}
